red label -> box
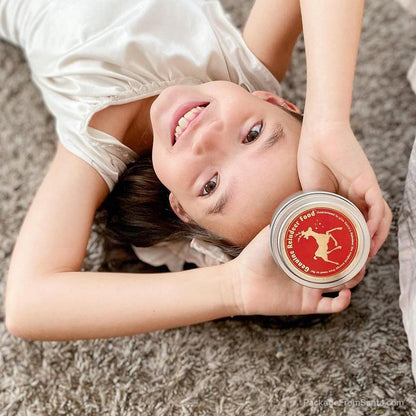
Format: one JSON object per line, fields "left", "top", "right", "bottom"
{"left": 283, "top": 207, "right": 359, "bottom": 278}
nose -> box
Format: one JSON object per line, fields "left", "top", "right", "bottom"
{"left": 191, "top": 120, "right": 226, "bottom": 157}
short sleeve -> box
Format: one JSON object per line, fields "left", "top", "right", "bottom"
{"left": 56, "top": 122, "right": 138, "bottom": 192}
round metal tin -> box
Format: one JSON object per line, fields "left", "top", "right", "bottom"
{"left": 270, "top": 191, "right": 370, "bottom": 288}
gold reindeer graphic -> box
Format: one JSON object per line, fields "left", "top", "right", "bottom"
{"left": 299, "top": 227, "right": 343, "bottom": 265}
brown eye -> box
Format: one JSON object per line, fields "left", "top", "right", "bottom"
{"left": 202, "top": 175, "right": 218, "bottom": 196}
{"left": 245, "top": 122, "right": 263, "bottom": 143}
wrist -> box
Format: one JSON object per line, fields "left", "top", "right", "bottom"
{"left": 302, "top": 98, "right": 352, "bottom": 128}
{"left": 219, "top": 259, "right": 246, "bottom": 317}
{"left": 301, "top": 116, "right": 353, "bottom": 138}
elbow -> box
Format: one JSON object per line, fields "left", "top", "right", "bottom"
{"left": 5, "top": 294, "right": 35, "bottom": 340}
{"left": 5, "top": 305, "right": 47, "bottom": 341}
{"left": 5, "top": 272, "right": 76, "bottom": 341}
{"left": 5, "top": 275, "right": 44, "bottom": 341}
{"left": 5, "top": 278, "right": 21, "bottom": 338}
{"left": 5, "top": 312, "right": 27, "bottom": 340}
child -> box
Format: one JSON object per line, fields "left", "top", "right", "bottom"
{"left": 2, "top": 0, "right": 390, "bottom": 340}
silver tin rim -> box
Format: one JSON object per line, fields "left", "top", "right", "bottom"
{"left": 270, "top": 191, "right": 370, "bottom": 289}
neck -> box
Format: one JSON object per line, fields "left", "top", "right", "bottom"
{"left": 123, "top": 95, "right": 157, "bottom": 155}
{"left": 88, "top": 95, "right": 157, "bottom": 155}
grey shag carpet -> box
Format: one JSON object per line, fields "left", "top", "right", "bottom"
{"left": 1, "top": 0, "right": 416, "bottom": 415}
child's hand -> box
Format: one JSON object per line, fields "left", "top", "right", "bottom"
{"left": 297, "top": 122, "right": 392, "bottom": 258}
{"left": 230, "top": 226, "right": 365, "bottom": 317}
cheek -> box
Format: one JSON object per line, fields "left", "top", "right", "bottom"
{"left": 152, "top": 146, "right": 192, "bottom": 207}
{"left": 151, "top": 145, "right": 164, "bottom": 182}
{"left": 151, "top": 143, "right": 173, "bottom": 190}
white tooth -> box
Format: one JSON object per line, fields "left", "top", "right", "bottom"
{"left": 184, "top": 110, "right": 197, "bottom": 121}
{"left": 175, "top": 105, "right": 205, "bottom": 137}
{"left": 178, "top": 117, "right": 189, "bottom": 128}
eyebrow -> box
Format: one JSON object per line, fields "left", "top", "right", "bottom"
{"left": 206, "top": 191, "right": 229, "bottom": 216}
{"left": 259, "top": 123, "right": 285, "bottom": 152}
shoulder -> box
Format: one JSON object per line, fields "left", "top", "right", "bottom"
{"left": 54, "top": 142, "right": 110, "bottom": 208}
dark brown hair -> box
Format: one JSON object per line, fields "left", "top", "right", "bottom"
{"left": 99, "top": 153, "right": 243, "bottom": 270}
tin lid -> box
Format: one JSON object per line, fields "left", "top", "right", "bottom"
{"left": 270, "top": 191, "right": 370, "bottom": 288}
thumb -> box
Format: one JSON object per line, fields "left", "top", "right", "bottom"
{"left": 316, "top": 289, "right": 352, "bottom": 314}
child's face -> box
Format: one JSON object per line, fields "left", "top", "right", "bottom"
{"left": 151, "top": 81, "right": 302, "bottom": 246}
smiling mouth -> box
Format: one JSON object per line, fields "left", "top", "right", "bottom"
{"left": 173, "top": 104, "right": 208, "bottom": 145}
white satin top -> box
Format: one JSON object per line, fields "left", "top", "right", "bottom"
{"left": 0, "top": 0, "right": 281, "bottom": 191}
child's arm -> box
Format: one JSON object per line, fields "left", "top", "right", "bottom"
{"left": 4, "top": 143, "right": 236, "bottom": 340}
{"left": 300, "top": 0, "right": 363, "bottom": 125}
{"left": 243, "top": 0, "right": 302, "bottom": 82}
{"left": 246, "top": 0, "right": 391, "bottom": 257}
{"left": 297, "top": 0, "right": 392, "bottom": 256}
{"left": 5, "top": 144, "right": 353, "bottom": 341}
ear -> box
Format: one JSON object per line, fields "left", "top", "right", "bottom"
{"left": 169, "top": 193, "right": 192, "bottom": 223}
{"left": 252, "top": 91, "right": 302, "bottom": 115}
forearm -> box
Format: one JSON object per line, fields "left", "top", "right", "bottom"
{"left": 243, "top": 0, "right": 302, "bottom": 82}
{"left": 300, "top": 0, "right": 364, "bottom": 125}
{"left": 6, "top": 262, "right": 238, "bottom": 341}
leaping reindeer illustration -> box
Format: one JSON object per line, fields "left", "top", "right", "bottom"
{"left": 299, "top": 227, "right": 343, "bottom": 265}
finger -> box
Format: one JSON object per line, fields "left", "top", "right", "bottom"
{"left": 348, "top": 191, "right": 368, "bottom": 218}
{"left": 369, "top": 200, "right": 393, "bottom": 258}
{"left": 316, "top": 289, "right": 351, "bottom": 314}
{"left": 347, "top": 178, "right": 383, "bottom": 237}
{"left": 364, "top": 186, "right": 385, "bottom": 240}
{"left": 298, "top": 160, "right": 337, "bottom": 193}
